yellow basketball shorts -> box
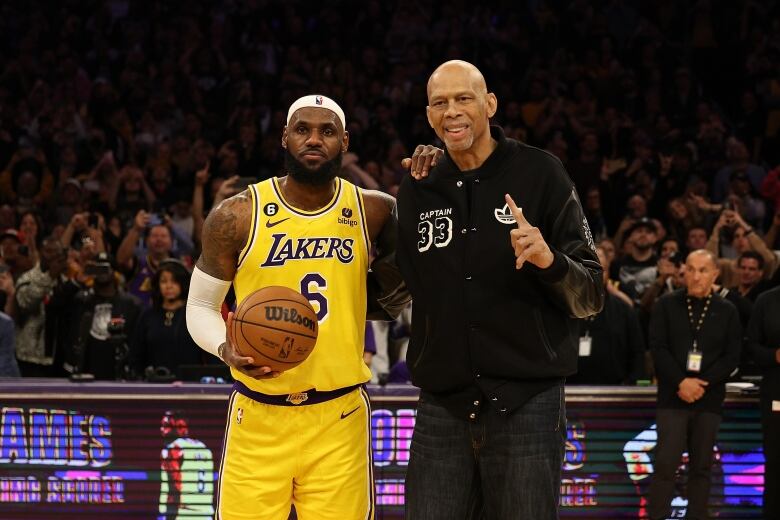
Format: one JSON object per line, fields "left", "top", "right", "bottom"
{"left": 215, "top": 385, "right": 374, "bottom": 520}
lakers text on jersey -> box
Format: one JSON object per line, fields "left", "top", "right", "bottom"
{"left": 232, "top": 177, "right": 372, "bottom": 394}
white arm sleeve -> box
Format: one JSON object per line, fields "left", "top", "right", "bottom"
{"left": 186, "top": 266, "right": 232, "bottom": 358}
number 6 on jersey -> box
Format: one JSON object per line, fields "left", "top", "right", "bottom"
{"left": 300, "top": 273, "right": 328, "bottom": 321}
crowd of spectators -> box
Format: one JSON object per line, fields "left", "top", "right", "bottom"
{"left": 0, "top": 0, "right": 780, "bottom": 382}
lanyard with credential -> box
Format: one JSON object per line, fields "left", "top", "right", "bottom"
{"left": 685, "top": 293, "right": 711, "bottom": 373}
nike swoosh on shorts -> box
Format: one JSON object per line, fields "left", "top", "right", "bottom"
{"left": 340, "top": 406, "right": 360, "bottom": 419}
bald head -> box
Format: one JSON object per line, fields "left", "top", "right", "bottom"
{"left": 425, "top": 60, "right": 497, "bottom": 161}
{"left": 685, "top": 249, "right": 720, "bottom": 298}
{"left": 427, "top": 60, "right": 488, "bottom": 100}
{"left": 686, "top": 249, "right": 718, "bottom": 269}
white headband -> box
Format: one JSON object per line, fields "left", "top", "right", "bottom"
{"left": 286, "top": 94, "right": 346, "bottom": 130}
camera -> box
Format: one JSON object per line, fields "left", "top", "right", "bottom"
{"left": 88, "top": 213, "right": 99, "bottom": 228}
{"left": 107, "top": 316, "right": 126, "bottom": 336}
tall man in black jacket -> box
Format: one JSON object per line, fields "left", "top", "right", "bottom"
{"left": 397, "top": 60, "right": 604, "bottom": 520}
{"left": 745, "top": 285, "right": 780, "bottom": 519}
{"left": 648, "top": 249, "right": 741, "bottom": 520}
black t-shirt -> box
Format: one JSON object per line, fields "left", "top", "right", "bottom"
{"left": 77, "top": 291, "right": 142, "bottom": 380}
{"left": 611, "top": 254, "right": 658, "bottom": 302}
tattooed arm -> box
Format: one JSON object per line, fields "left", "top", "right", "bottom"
{"left": 187, "top": 191, "right": 277, "bottom": 378}
{"left": 195, "top": 191, "right": 252, "bottom": 279}
{"left": 363, "top": 191, "right": 411, "bottom": 320}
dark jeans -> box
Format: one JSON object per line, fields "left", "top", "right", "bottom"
{"left": 762, "top": 398, "right": 780, "bottom": 520}
{"left": 405, "top": 385, "right": 566, "bottom": 520}
{"left": 648, "top": 408, "right": 721, "bottom": 520}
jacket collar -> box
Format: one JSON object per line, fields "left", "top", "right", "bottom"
{"left": 435, "top": 125, "right": 511, "bottom": 181}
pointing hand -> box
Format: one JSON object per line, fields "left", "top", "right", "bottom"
{"left": 506, "top": 194, "right": 554, "bottom": 270}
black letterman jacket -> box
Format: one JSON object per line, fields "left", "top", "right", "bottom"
{"left": 397, "top": 126, "right": 604, "bottom": 411}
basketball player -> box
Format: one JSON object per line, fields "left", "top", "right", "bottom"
{"left": 186, "top": 95, "right": 408, "bottom": 519}
{"left": 159, "top": 410, "right": 214, "bottom": 520}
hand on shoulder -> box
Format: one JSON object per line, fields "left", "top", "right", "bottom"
{"left": 400, "top": 145, "right": 444, "bottom": 180}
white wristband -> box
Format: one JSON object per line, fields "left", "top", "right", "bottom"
{"left": 186, "top": 266, "right": 232, "bottom": 359}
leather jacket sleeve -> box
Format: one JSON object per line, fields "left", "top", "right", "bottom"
{"left": 367, "top": 202, "right": 412, "bottom": 320}
{"left": 531, "top": 187, "right": 605, "bottom": 318}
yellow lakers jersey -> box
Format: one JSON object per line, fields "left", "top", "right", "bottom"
{"left": 232, "top": 177, "right": 372, "bottom": 394}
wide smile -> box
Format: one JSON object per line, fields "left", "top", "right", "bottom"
{"left": 444, "top": 124, "right": 470, "bottom": 139}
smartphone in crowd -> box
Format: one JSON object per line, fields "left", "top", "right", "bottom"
{"left": 147, "top": 212, "right": 166, "bottom": 227}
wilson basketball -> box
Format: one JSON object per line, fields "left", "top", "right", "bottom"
{"left": 230, "top": 286, "right": 319, "bottom": 372}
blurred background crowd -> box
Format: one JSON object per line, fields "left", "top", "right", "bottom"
{"left": 0, "top": 0, "right": 779, "bottom": 383}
